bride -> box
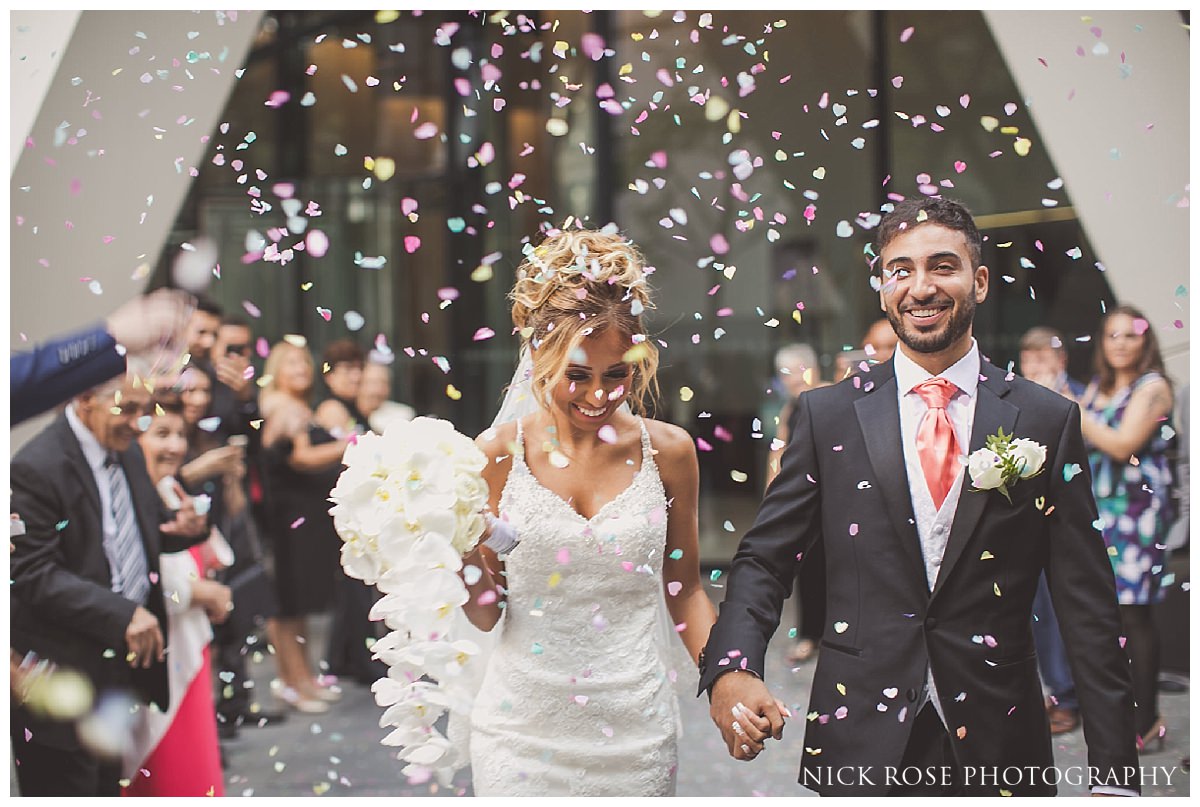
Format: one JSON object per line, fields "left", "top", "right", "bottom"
{"left": 459, "top": 228, "right": 717, "bottom": 795}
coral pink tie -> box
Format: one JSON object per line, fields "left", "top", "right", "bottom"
{"left": 913, "top": 377, "right": 961, "bottom": 510}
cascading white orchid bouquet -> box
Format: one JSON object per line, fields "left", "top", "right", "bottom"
{"left": 329, "top": 416, "right": 490, "bottom": 784}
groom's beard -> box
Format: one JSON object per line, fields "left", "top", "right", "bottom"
{"left": 886, "top": 294, "right": 975, "bottom": 356}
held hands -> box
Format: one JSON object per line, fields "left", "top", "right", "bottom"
{"left": 709, "top": 670, "right": 790, "bottom": 761}
{"left": 125, "top": 605, "right": 165, "bottom": 668}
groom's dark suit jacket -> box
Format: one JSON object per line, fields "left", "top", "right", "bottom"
{"left": 10, "top": 415, "right": 171, "bottom": 751}
{"left": 700, "top": 356, "right": 1137, "bottom": 795}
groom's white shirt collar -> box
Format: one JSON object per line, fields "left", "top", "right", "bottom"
{"left": 892, "top": 338, "right": 981, "bottom": 400}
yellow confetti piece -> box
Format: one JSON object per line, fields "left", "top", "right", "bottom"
{"left": 283, "top": 334, "right": 308, "bottom": 347}
{"left": 630, "top": 32, "right": 643, "bottom": 41}
{"left": 993, "top": 582, "right": 1002, "bottom": 597}
{"left": 552, "top": 40, "right": 569, "bottom": 58}
{"left": 375, "top": 10, "right": 399, "bottom": 23}
{"left": 250, "top": 419, "right": 263, "bottom": 430}
{"left": 1014, "top": 137, "right": 1032, "bottom": 157}
{"left": 322, "top": 362, "right": 331, "bottom": 373}
{"left": 1035, "top": 496, "right": 1045, "bottom": 510}
{"left": 980, "top": 115, "right": 1000, "bottom": 132}
{"left": 471, "top": 264, "right": 494, "bottom": 282}
{"left": 705, "top": 95, "right": 730, "bottom": 122}
{"left": 980, "top": 550, "right": 994, "bottom": 560}
{"left": 548, "top": 572, "right": 562, "bottom": 588}
{"left": 1000, "top": 789, "right": 1013, "bottom": 797}
{"left": 679, "top": 386, "right": 694, "bottom": 402}
{"left": 619, "top": 63, "right": 633, "bottom": 75}
{"left": 792, "top": 310, "right": 803, "bottom": 325}
{"left": 1107, "top": 546, "right": 1118, "bottom": 557}
{"left": 723, "top": 265, "right": 737, "bottom": 280}
{"left": 313, "top": 782, "right": 331, "bottom": 796}
{"left": 374, "top": 157, "right": 396, "bottom": 181}
{"left": 836, "top": 683, "right": 846, "bottom": 696}
{"left": 999, "top": 125, "right": 1020, "bottom": 135}
{"left": 730, "top": 470, "right": 748, "bottom": 483}
{"left": 301, "top": 282, "right": 313, "bottom": 291}
{"left": 727, "top": 109, "right": 742, "bottom": 134}
{"left": 622, "top": 343, "right": 651, "bottom": 363}
{"left": 446, "top": 384, "right": 462, "bottom": 400}
{"left": 363, "top": 156, "right": 376, "bottom": 171}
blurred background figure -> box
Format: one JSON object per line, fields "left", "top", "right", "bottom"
{"left": 11, "top": 288, "right": 193, "bottom": 425}
{"left": 1077, "top": 305, "right": 1176, "bottom": 752}
{"left": 205, "top": 314, "right": 262, "bottom": 448}
{"left": 125, "top": 397, "right": 230, "bottom": 796}
{"left": 173, "top": 367, "right": 284, "bottom": 739}
{"left": 860, "top": 317, "right": 898, "bottom": 364}
{"left": 184, "top": 297, "right": 222, "bottom": 370}
{"left": 258, "top": 339, "right": 350, "bottom": 713}
{"left": 763, "top": 343, "right": 826, "bottom": 666}
{"left": 1018, "top": 326, "right": 1083, "bottom": 735}
{"left": 357, "top": 353, "right": 416, "bottom": 434}
{"left": 315, "top": 340, "right": 386, "bottom": 685}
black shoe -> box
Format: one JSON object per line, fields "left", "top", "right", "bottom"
{"left": 242, "top": 706, "right": 288, "bottom": 726}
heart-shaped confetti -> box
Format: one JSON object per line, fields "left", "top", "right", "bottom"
{"left": 834, "top": 621, "right": 849, "bottom": 634}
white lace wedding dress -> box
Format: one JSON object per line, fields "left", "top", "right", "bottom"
{"left": 468, "top": 417, "right": 681, "bottom": 796}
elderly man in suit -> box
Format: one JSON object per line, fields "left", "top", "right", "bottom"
{"left": 10, "top": 375, "right": 205, "bottom": 795}
{"left": 700, "top": 197, "right": 1137, "bottom": 796}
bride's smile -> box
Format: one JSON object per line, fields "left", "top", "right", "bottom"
{"left": 552, "top": 327, "right": 635, "bottom": 433}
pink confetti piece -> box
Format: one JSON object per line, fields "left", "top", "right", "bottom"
{"left": 401, "top": 198, "right": 419, "bottom": 216}
{"left": 959, "top": 93, "right": 971, "bottom": 108}
{"left": 848, "top": 523, "right": 859, "bottom": 536}
{"left": 317, "top": 307, "right": 332, "bottom": 322}
{"left": 954, "top": 160, "right": 967, "bottom": 173}
{"left": 478, "top": 589, "right": 497, "bottom": 605}
{"left": 306, "top": 230, "right": 329, "bottom": 258}
{"left": 413, "top": 122, "right": 438, "bottom": 140}
{"left": 266, "top": 90, "right": 290, "bottom": 108}
{"left": 649, "top": 150, "right": 667, "bottom": 169}
{"left": 437, "top": 287, "right": 460, "bottom": 302}
{"left": 899, "top": 26, "right": 915, "bottom": 42}
{"left": 557, "top": 548, "right": 571, "bottom": 565}
{"left": 242, "top": 300, "right": 262, "bottom": 318}
{"left": 404, "top": 235, "right": 422, "bottom": 253}
{"left": 473, "top": 327, "right": 495, "bottom": 341}
{"left": 667, "top": 581, "right": 683, "bottom": 596}
{"left": 291, "top": 517, "right": 306, "bottom": 529}
{"left": 696, "top": 438, "right": 712, "bottom": 452}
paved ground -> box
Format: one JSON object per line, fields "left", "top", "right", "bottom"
{"left": 220, "top": 596, "right": 1191, "bottom": 798}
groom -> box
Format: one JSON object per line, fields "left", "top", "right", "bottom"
{"left": 699, "top": 198, "right": 1138, "bottom": 795}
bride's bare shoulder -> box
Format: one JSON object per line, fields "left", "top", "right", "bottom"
{"left": 642, "top": 418, "right": 696, "bottom": 462}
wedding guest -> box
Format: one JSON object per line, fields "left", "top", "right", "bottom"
{"left": 701, "top": 197, "right": 1137, "bottom": 795}
{"left": 10, "top": 375, "right": 205, "bottom": 795}
{"left": 315, "top": 339, "right": 386, "bottom": 685}
{"left": 173, "top": 368, "right": 284, "bottom": 737}
{"left": 184, "top": 297, "right": 222, "bottom": 367}
{"left": 357, "top": 356, "right": 416, "bottom": 433}
{"left": 205, "top": 314, "right": 262, "bottom": 447}
{"left": 763, "top": 343, "right": 826, "bottom": 666}
{"left": 1018, "top": 326, "right": 1083, "bottom": 734}
{"left": 124, "top": 397, "right": 230, "bottom": 796}
{"left": 1076, "top": 305, "right": 1176, "bottom": 752}
{"left": 460, "top": 228, "right": 725, "bottom": 795}
{"left": 11, "top": 288, "right": 193, "bottom": 425}
{"left": 259, "top": 339, "right": 350, "bottom": 713}
{"left": 861, "top": 316, "right": 898, "bottom": 362}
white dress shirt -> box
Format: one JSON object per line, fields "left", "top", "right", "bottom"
{"left": 893, "top": 340, "right": 981, "bottom": 724}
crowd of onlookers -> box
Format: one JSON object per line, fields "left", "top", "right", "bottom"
{"left": 10, "top": 293, "right": 414, "bottom": 796}
{"left": 8, "top": 292, "right": 1188, "bottom": 795}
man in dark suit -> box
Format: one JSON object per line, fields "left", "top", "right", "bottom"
{"left": 10, "top": 375, "right": 205, "bottom": 795}
{"left": 700, "top": 198, "right": 1138, "bottom": 795}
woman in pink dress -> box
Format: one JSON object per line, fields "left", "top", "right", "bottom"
{"left": 123, "top": 397, "right": 230, "bottom": 796}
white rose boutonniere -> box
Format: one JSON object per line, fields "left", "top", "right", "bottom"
{"left": 967, "top": 427, "right": 1047, "bottom": 504}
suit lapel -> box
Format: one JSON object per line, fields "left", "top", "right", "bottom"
{"left": 930, "top": 361, "right": 1018, "bottom": 600}
{"left": 54, "top": 416, "right": 104, "bottom": 526}
{"left": 853, "top": 362, "right": 929, "bottom": 591}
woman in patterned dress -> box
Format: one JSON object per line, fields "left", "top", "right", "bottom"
{"left": 1076, "top": 305, "right": 1175, "bottom": 751}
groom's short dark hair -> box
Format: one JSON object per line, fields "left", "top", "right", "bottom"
{"left": 874, "top": 197, "right": 983, "bottom": 270}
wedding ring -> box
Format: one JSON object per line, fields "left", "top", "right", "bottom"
{"left": 740, "top": 743, "right": 752, "bottom": 755}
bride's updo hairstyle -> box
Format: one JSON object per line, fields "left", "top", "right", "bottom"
{"left": 510, "top": 228, "right": 659, "bottom": 415}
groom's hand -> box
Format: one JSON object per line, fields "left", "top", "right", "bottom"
{"left": 709, "top": 670, "right": 788, "bottom": 761}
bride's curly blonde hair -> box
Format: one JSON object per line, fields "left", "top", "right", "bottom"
{"left": 510, "top": 228, "right": 659, "bottom": 414}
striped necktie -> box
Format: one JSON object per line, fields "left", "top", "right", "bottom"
{"left": 104, "top": 453, "right": 151, "bottom": 605}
